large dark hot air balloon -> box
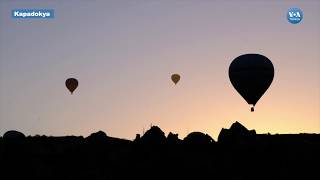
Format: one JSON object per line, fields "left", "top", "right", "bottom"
{"left": 65, "top": 78, "right": 78, "bottom": 94}
{"left": 229, "top": 54, "right": 274, "bottom": 112}
{"left": 171, "top": 74, "right": 180, "bottom": 85}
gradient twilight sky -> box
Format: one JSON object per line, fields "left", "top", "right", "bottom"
{"left": 1, "top": 0, "right": 319, "bottom": 140}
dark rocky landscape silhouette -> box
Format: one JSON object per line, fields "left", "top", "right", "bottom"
{"left": 1, "top": 121, "right": 319, "bottom": 180}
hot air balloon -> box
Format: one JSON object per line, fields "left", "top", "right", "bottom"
{"left": 65, "top": 78, "right": 78, "bottom": 94}
{"left": 171, "top": 74, "right": 180, "bottom": 85}
{"left": 228, "top": 54, "right": 274, "bottom": 112}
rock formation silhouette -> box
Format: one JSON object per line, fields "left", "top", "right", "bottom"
{"left": 218, "top": 121, "right": 256, "bottom": 145}
{"left": 167, "top": 132, "right": 180, "bottom": 144}
{"left": 3, "top": 130, "right": 25, "bottom": 140}
{"left": 183, "top": 132, "right": 215, "bottom": 145}
{"left": 1, "top": 121, "right": 319, "bottom": 180}
{"left": 138, "top": 126, "right": 166, "bottom": 145}
{"left": 86, "top": 130, "right": 108, "bottom": 143}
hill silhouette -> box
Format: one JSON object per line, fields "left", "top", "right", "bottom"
{"left": 1, "top": 121, "right": 319, "bottom": 179}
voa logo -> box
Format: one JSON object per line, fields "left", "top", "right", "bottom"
{"left": 287, "top": 7, "right": 303, "bottom": 24}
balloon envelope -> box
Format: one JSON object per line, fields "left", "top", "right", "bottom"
{"left": 229, "top": 54, "right": 274, "bottom": 108}
{"left": 171, "top": 74, "right": 180, "bottom": 85}
{"left": 65, "top": 78, "right": 78, "bottom": 94}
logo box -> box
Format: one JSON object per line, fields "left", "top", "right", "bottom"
{"left": 12, "top": 9, "right": 54, "bottom": 18}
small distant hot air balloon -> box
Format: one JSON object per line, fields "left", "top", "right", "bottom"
{"left": 171, "top": 74, "right": 180, "bottom": 85}
{"left": 65, "top": 78, "right": 78, "bottom": 94}
{"left": 229, "top": 54, "right": 274, "bottom": 112}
